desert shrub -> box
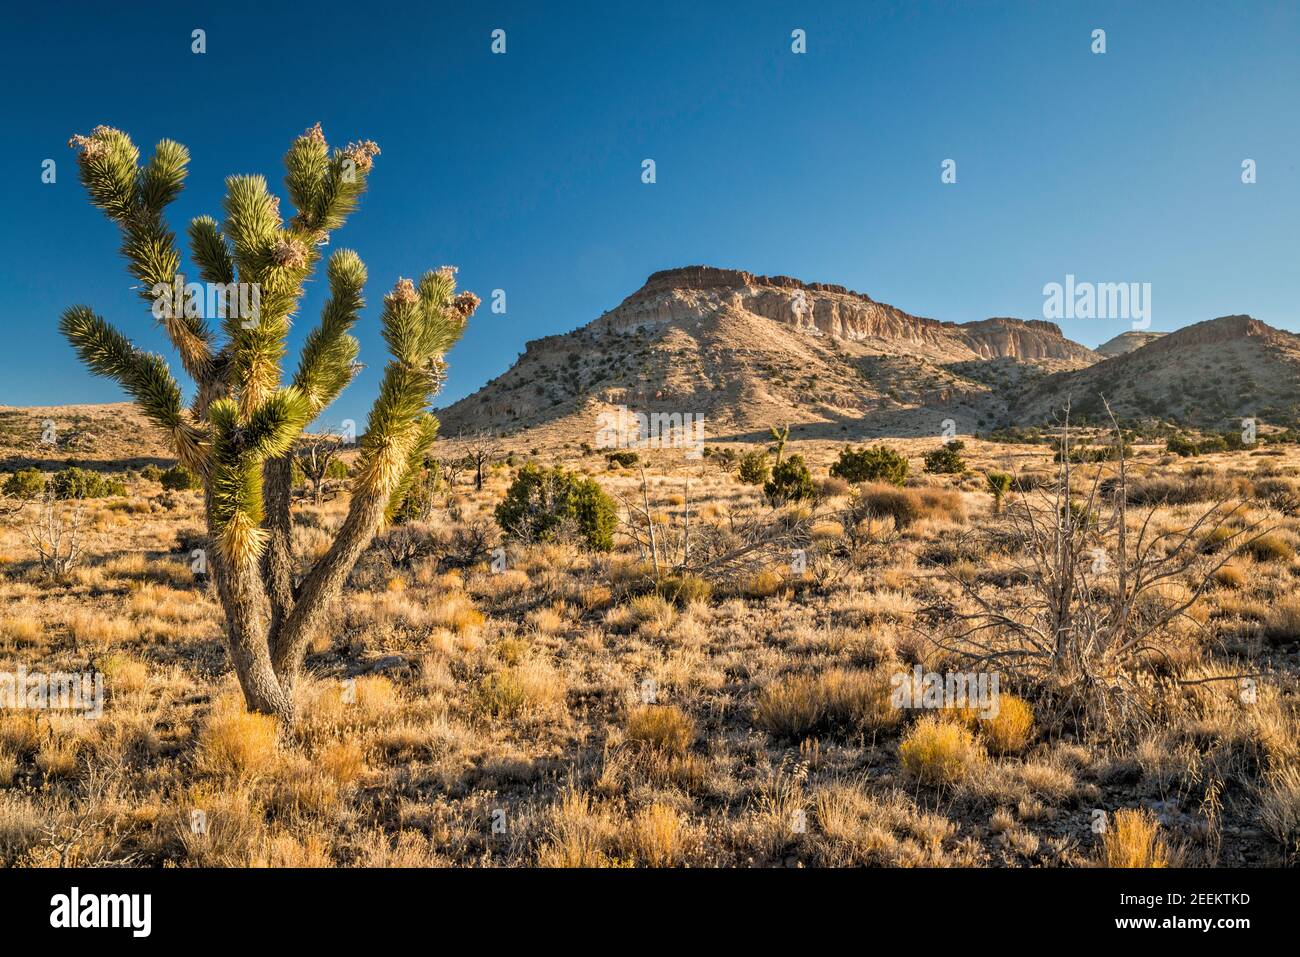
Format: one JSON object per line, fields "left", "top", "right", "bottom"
{"left": 160, "top": 465, "right": 202, "bottom": 491}
{"left": 139, "top": 464, "right": 164, "bottom": 482}
{"left": 923, "top": 440, "right": 966, "bottom": 474}
{"left": 764, "top": 454, "right": 814, "bottom": 505}
{"left": 854, "top": 483, "right": 966, "bottom": 528}
{"left": 495, "top": 463, "right": 617, "bottom": 551}
{"left": 1011, "top": 471, "right": 1049, "bottom": 492}
{"left": 1254, "top": 477, "right": 1300, "bottom": 516}
{"left": 654, "top": 574, "right": 712, "bottom": 607}
{"left": 2, "top": 468, "right": 45, "bottom": 500}
{"left": 1099, "top": 808, "right": 1172, "bottom": 868}
{"left": 899, "top": 716, "right": 984, "bottom": 786}
{"left": 737, "top": 450, "right": 770, "bottom": 485}
{"left": 704, "top": 446, "right": 738, "bottom": 470}
{"left": 829, "top": 445, "right": 909, "bottom": 486}
{"left": 1167, "top": 433, "right": 1232, "bottom": 457}
{"left": 605, "top": 450, "right": 639, "bottom": 468}
{"left": 49, "top": 466, "right": 117, "bottom": 499}
{"left": 1127, "top": 473, "right": 1250, "bottom": 506}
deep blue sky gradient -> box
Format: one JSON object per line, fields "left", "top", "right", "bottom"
{"left": 1, "top": 0, "right": 1297, "bottom": 424}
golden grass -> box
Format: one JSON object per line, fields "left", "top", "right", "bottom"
{"left": 628, "top": 802, "right": 684, "bottom": 866}
{"left": 899, "top": 716, "right": 985, "bottom": 786}
{"left": 474, "top": 659, "right": 565, "bottom": 717}
{"left": 1098, "top": 807, "right": 1172, "bottom": 868}
{"left": 195, "top": 697, "right": 279, "bottom": 778}
{"left": 625, "top": 704, "right": 695, "bottom": 756}
{"left": 979, "top": 694, "right": 1035, "bottom": 754}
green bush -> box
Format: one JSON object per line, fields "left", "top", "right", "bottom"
{"left": 50, "top": 466, "right": 117, "bottom": 499}
{"left": 605, "top": 449, "right": 639, "bottom": 468}
{"left": 764, "top": 454, "right": 815, "bottom": 505}
{"left": 160, "top": 465, "right": 202, "bottom": 491}
{"left": 140, "top": 464, "right": 164, "bottom": 482}
{"left": 737, "top": 450, "right": 770, "bottom": 485}
{"left": 325, "top": 458, "right": 350, "bottom": 479}
{"left": 829, "top": 445, "right": 909, "bottom": 486}
{"left": 923, "top": 440, "right": 966, "bottom": 474}
{"left": 3, "top": 468, "right": 46, "bottom": 500}
{"left": 495, "top": 464, "right": 617, "bottom": 551}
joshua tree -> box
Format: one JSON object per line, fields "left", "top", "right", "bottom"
{"left": 60, "top": 124, "right": 479, "bottom": 720}
{"left": 984, "top": 471, "right": 1012, "bottom": 515}
{"left": 768, "top": 424, "right": 790, "bottom": 470}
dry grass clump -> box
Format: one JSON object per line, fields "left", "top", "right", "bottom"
{"left": 99, "top": 652, "right": 151, "bottom": 695}
{"left": 754, "top": 667, "right": 898, "bottom": 740}
{"left": 625, "top": 593, "right": 677, "bottom": 634}
{"left": 66, "top": 611, "right": 133, "bottom": 653}
{"left": 1246, "top": 533, "right": 1296, "bottom": 564}
{"left": 654, "top": 574, "right": 712, "bottom": 607}
{"left": 754, "top": 674, "right": 822, "bottom": 738}
{"left": 1257, "top": 765, "right": 1300, "bottom": 862}
{"left": 1098, "top": 807, "right": 1173, "bottom": 867}
{"left": 979, "top": 694, "right": 1035, "bottom": 754}
{"left": 1263, "top": 597, "right": 1300, "bottom": 642}
{"left": 1212, "top": 563, "right": 1247, "bottom": 589}
{"left": 811, "top": 780, "right": 960, "bottom": 866}
{"left": 1127, "top": 473, "right": 1251, "bottom": 506}
{"left": 741, "top": 568, "right": 785, "bottom": 599}
{"left": 536, "top": 788, "right": 630, "bottom": 868}
{"left": 625, "top": 704, "right": 695, "bottom": 756}
{"left": 474, "top": 659, "right": 565, "bottom": 717}
{"left": 0, "top": 616, "right": 45, "bottom": 648}
{"left": 195, "top": 696, "right": 279, "bottom": 778}
{"left": 899, "top": 716, "right": 985, "bottom": 786}
{"left": 627, "top": 802, "right": 685, "bottom": 866}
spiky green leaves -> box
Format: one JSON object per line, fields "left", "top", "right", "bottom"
{"left": 188, "top": 216, "right": 235, "bottom": 286}
{"left": 207, "top": 388, "right": 311, "bottom": 567}
{"left": 59, "top": 306, "right": 206, "bottom": 470}
{"left": 140, "top": 139, "right": 189, "bottom": 212}
{"left": 384, "top": 413, "right": 440, "bottom": 524}
{"left": 294, "top": 249, "right": 367, "bottom": 414}
{"left": 284, "top": 123, "right": 331, "bottom": 230}
{"left": 223, "top": 175, "right": 283, "bottom": 280}
{"left": 354, "top": 271, "right": 477, "bottom": 504}
{"left": 68, "top": 126, "right": 140, "bottom": 223}
{"left": 68, "top": 128, "right": 213, "bottom": 381}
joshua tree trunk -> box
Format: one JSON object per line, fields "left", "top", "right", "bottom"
{"left": 61, "top": 124, "right": 478, "bottom": 720}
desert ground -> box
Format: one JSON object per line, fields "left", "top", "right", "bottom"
{"left": 0, "top": 404, "right": 1297, "bottom": 868}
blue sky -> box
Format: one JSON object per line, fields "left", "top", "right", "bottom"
{"left": 1, "top": 0, "right": 1297, "bottom": 425}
